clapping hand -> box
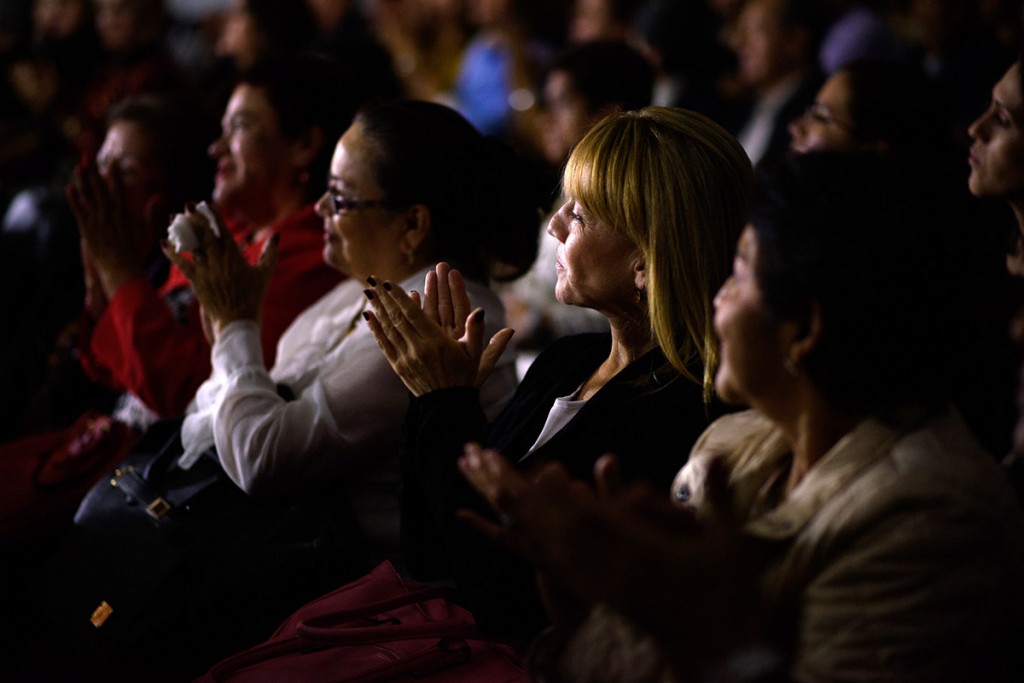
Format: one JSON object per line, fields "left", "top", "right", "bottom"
{"left": 363, "top": 262, "right": 514, "bottom": 395}
{"left": 457, "top": 446, "right": 770, "bottom": 677}
{"left": 162, "top": 206, "right": 278, "bottom": 343}
{"left": 67, "top": 157, "right": 163, "bottom": 300}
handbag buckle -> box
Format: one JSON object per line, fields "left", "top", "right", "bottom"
{"left": 90, "top": 600, "right": 113, "bottom": 628}
{"left": 146, "top": 497, "right": 171, "bottom": 519}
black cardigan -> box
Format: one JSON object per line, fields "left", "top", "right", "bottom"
{"left": 399, "top": 333, "right": 726, "bottom": 640}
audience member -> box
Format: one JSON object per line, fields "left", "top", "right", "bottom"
{"left": 448, "top": 0, "right": 562, "bottom": 144}
{"left": 306, "top": 0, "right": 401, "bottom": 100}
{"left": 725, "top": 0, "right": 826, "bottom": 171}
{"left": 907, "top": 0, "right": 1014, "bottom": 144}
{"left": 71, "top": 0, "right": 183, "bottom": 160}
{"left": 1, "top": 0, "right": 101, "bottom": 191}
{"left": 364, "top": 0, "right": 468, "bottom": 100}
{"left": 459, "top": 151, "right": 1024, "bottom": 683}
{"left": 630, "top": 0, "right": 729, "bottom": 117}
{"left": 501, "top": 40, "right": 654, "bottom": 352}
{"left": 0, "top": 54, "right": 351, "bottom": 545}
{"left": 568, "top": 0, "right": 642, "bottom": 44}
{"left": 364, "top": 106, "right": 752, "bottom": 642}
{"left": 166, "top": 99, "right": 540, "bottom": 563}
{"left": 969, "top": 54, "right": 1024, "bottom": 275}
{"left": 817, "top": 0, "right": 906, "bottom": 74}
{"left": 789, "top": 58, "right": 1018, "bottom": 457}
{"left": 969, "top": 54, "right": 1024, "bottom": 491}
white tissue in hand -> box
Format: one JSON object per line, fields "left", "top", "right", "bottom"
{"left": 166, "top": 201, "right": 220, "bottom": 252}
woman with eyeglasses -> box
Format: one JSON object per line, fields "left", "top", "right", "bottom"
{"left": 167, "top": 99, "right": 540, "bottom": 569}
{"left": 788, "top": 59, "right": 951, "bottom": 158}
{"left": 362, "top": 106, "right": 752, "bottom": 641}
{"left": 788, "top": 58, "right": 1018, "bottom": 460}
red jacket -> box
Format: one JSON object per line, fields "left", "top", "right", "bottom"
{"left": 77, "top": 205, "right": 340, "bottom": 417}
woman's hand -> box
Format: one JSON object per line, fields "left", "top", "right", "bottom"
{"left": 162, "top": 207, "right": 278, "bottom": 342}
{"left": 66, "top": 159, "right": 162, "bottom": 299}
{"left": 363, "top": 262, "right": 514, "bottom": 395}
{"left": 457, "top": 446, "right": 770, "bottom": 677}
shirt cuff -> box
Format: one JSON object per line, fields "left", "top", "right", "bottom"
{"left": 212, "top": 320, "right": 264, "bottom": 376}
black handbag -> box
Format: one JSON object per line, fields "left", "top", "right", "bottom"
{"left": 34, "top": 421, "right": 369, "bottom": 683}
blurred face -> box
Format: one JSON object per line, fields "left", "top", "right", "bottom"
{"left": 96, "top": 119, "right": 163, "bottom": 222}
{"left": 570, "top": 0, "right": 619, "bottom": 43}
{"left": 542, "top": 70, "right": 592, "bottom": 165}
{"left": 215, "top": 0, "right": 263, "bottom": 71}
{"left": 968, "top": 64, "right": 1024, "bottom": 202}
{"left": 209, "top": 84, "right": 294, "bottom": 220}
{"left": 316, "top": 122, "right": 407, "bottom": 279}
{"left": 94, "top": 0, "right": 154, "bottom": 53}
{"left": 789, "top": 72, "right": 858, "bottom": 155}
{"left": 546, "top": 197, "right": 643, "bottom": 315}
{"left": 34, "top": 0, "right": 89, "bottom": 42}
{"left": 731, "top": 0, "right": 803, "bottom": 90}
{"left": 713, "top": 226, "right": 790, "bottom": 407}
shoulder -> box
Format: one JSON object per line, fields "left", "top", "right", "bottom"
{"left": 672, "top": 410, "right": 783, "bottom": 510}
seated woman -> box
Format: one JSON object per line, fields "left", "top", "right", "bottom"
{"left": 788, "top": 57, "right": 1018, "bottom": 459}
{"left": 363, "top": 106, "right": 754, "bottom": 640}
{"left": 968, "top": 53, "right": 1024, "bottom": 488}
{"left": 0, "top": 55, "right": 351, "bottom": 546}
{"left": 167, "top": 99, "right": 540, "bottom": 567}
{"left": 459, "top": 152, "right": 1024, "bottom": 682}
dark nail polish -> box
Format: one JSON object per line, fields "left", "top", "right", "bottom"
{"left": 362, "top": 311, "right": 370, "bottom": 321}
{"left": 382, "top": 282, "right": 392, "bottom": 291}
{"left": 366, "top": 276, "right": 377, "bottom": 286}
{"left": 363, "top": 289, "right": 374, "bottom": 300}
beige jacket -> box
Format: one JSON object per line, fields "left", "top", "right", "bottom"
{"left": 674, "top": 407, "right": 1024, "bottom": 682}
{"left": 543, "top": 408, "right": 1024, "bottom": 683}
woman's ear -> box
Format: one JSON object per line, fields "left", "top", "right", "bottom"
{"left": 788, "top": 300, "right": 823, "bottom": 367}
{"left": 632, "top": 252, "right": 647, "bottom": 293}
{"left": 400, "top": 204, "right": 433, "bottom": 256}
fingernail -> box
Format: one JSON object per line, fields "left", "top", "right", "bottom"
{"left": 366, "top": 276, "right": 377, "bottom": 286}
{"left": 362, "top": 311, "right": 370, "bottom": 321}
{"left": 271, "top": 232, "right": 280, "bottom": 244}
{"left": 474, "top": 309, "right": 485, "bottom": 322}
{"left": 363, "top": 289, "right": 374, "bottom": 300}
{"left": 382, "top": 281, "right": 392, "bottom": 292}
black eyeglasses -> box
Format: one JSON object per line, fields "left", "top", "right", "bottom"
{"left": 322, "top": 191, "right": 393, "bottom": 216}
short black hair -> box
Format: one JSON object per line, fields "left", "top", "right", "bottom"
{"left": 750, "top": 151, "right": 962, "bottom": 417}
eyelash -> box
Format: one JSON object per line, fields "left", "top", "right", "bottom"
{"left": 570, "top": 210, "right": 585, "bottom": 225}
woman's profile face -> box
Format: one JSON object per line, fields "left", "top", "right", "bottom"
{"left": 713, "top": 226, "right": 791, "bottom": 407}
{"left": 968, "top": 63, "right": 1024, "bottom": 202}
{"left": 546, "top": 197, "right": 644, "bottom": 315}
{"left": 788, "top": 72, "right": 858, "bottom": 155}
{"left": 208, "top": 84, "right": 295, "bottom": 220}
{"left": 317, "top": 122, "right": 407, "bottom": 279}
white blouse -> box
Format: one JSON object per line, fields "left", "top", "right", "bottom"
{"left": 180, "top": 267, "right": 518, "bottom": 563}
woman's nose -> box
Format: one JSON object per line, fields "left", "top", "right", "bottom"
{"left": 314, "top": 191, "right": 331, "bottom": 218}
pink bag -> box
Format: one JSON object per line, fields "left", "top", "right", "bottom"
{"left": 194, "top": 561, "right": 528, "bottom": 682}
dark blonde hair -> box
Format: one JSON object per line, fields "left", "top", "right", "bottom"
{"left": 563, "top": 107, "right": 753, "bottom": 399}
